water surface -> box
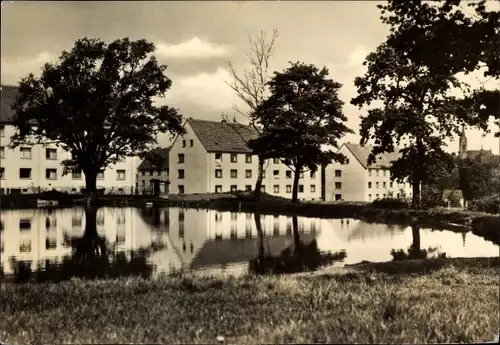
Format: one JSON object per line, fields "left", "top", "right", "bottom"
{"left": 1, "top": 206, "right": 498, "bottom": 280}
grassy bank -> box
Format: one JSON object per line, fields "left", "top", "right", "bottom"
{"left": 1, "top": 258, "right": 498, "bottom": 344}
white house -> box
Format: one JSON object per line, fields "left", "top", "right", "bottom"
{"left": 324, "top": 142, "right": 413, "bottom": 202}
{"left": 168, "top": 118, "right": 323, "bottom": 200}
{"left": 0, "top": 85, "right": 140, "bottom": 194}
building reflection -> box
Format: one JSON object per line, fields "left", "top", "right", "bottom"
{"left": 0, "top": 206, "right": 323, "bottom": 277}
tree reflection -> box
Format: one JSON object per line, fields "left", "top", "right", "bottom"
{"left": 249, "top": 215, "right": 346, "bottom": 275}
{"left": 390, "top": 224, "right": 446, "bottom": 260}
{"left": 9, "top": 206, "right": 155, "bottom": 283}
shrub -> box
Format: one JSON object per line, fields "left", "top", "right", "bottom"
{"left": 469, "top": 194, "right": 500, "bottom": 214}
{"left": 370, "top": 198, "right": 409, "bottom": 210}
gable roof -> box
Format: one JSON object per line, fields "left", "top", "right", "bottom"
{"left": 0, "top": 85, "right": 18, "bottom": 124}
{"left": 344, "top": 142, "right": 401, "bottom": 169}
{"left": 188, "top": 118, "right": 258, "bottom": 154}
{"left": 138, "top": 147, "right": 170, "bottom": 171}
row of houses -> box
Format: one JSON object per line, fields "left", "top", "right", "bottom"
{"left": 0, "top": 84, "right": 413, "bottom": 201}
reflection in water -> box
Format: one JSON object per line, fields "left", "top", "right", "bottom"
{"left": 390, "top": 224, "right": 447, "bottom": 261}
{"left": 1, "top": 207, "right": 498, "bottom": 281}
{"left": 249, "top": 214, "right": 347, "bottom": 275}
{"left": 8, "top": 206, "right": 155, "bottom": 283}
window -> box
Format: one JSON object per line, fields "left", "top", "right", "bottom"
{"left": 230, "top": 185, "right": 237, "bottom": 192}
{"left": 230, "top": 212, "right": 238, "bottom": 221}
{"left": 178, "top": 185, "right": 185, "bottom": 194}
{"left": 383, "top": 182, "right": 386, "bottom": 188}
{"left": 0, "top": 146, "right": 4, "bottom": 159}
{"left": 273, "top": 170, "right": 279, "bottom": 178}
{"left": 298, "top": 184, "right": 304, "bottom": 193}
{"left": 375, "top": 194, "right": 380, "bottom": 199}
{"left": 245, "top": 185, "right": 252, "bottom": 191}
{"left": 368, "top": 169, "right": 372, "bottom": 177}
{"left": 97, "top": 170, "right": 105, "bottom": 179}
{"left": 273, "top": 185, "right": 279, "bottom": 193}
{"left": 0, "top": 125, "right": 4, "bottom": 137}
{"left": 390, "top": 182, "right": 393, "bottom": 188}
{"left": 178, "top": 154, "right": 184, "bottom": 163}
{"left": 116, "top": 170, "right": 126, "bottom": 180}
{"left": 45, "top": 148, "right": 57, "bottom": 160}
{"left": 19, "top": 218, "right": 31, "bottom": 230}
{"left": 261, "top": 185, "right": 266, "bottom": 192}
{"left": 310, "top": 171, "right": 316, "bottom": 178}
{"left": 345, "top": 159, "right": 349, "bottom": 164}
{"left": 273, "top": 158, "right": 280, "bottom": 164}
{"left": 215, "top": 169, "right": 222, "bottom": 178}
{"left": 335, "top": 170, "right": 341, "bottom": 177}
{"left": 215, "top": 153, "right": 222, "bottom": 161}
{"left": 300, "top": 172, "right": 304, "bottom": 178}
{"left": 20, "top": 147, "right": 32, "bottom": 159}
{"left": 149, "top": 170, "right": 153, "bottom": 176}
{"left": 178, "top": 169, "right": 184, "bottom": 179}
{"left": 190, "top": 139, "right": 194, "bottom": 147}
{"left": 230, "top": 154, "right": 237, "bottom": 163}
{"left": 383, "top": 170, "right": 387, "bottom": 177}
{"left": 230, "top": 169, "right": 237, "bottom": 178}
{"left": 335, "top": 182, "right": 341, "bottom": 189}
{"left": 245, "top": 154, "right": 252, "bottom": 163}
{"left": 285, "top": 170, "right": 292, "bottom": 179}
{"left": 72, "top": 216, "right": 82, "bottom": 227}
{"left": 286, "top": 185, "right": 292, "bottom": 193}
{"left": 368, "top": 194, "right": 372, "bottom": 201}
{"left": 19, "top": 168, "right": 31, "bottom": 179}
{"left": 262, "top": 171, "right": 266, "bottom": 178}
{"left": 141, "top": 170, "right": 145, "bottom": 176}
{"left": 376, "top": 182, "right": 379, "bottom": 188}
{"left": 245, "top": 169, "right": 252, "bottom": 178}
{"left": 376, "top": 170, "right": 380, "bottom": 177}
{"left": 368, "top": 182, "right": 372, "bottom": 188}
{"left": 20, "top": 241, "right": 32, "bottom": 253}
{"left": 215, "top": 185, "right": 222, "bottom": 193}
{"left": 72, "top": 169, "right": 82, "bottom": 179}
{"left": 311, "top": 184, "right": 316, "bottom": 193}
{"left": 335, "top": 194, "right": 342, "bottom": 201}
{"left": 215, "top": 212, "right": 223, "bottom": 222}
{"left": 383, "top": 193, "right": 386, "bottom": 198}
{"left": 182, "top": 140, "right": 186, "bottom": 148}
{"left": 0, "top": 168, "right": 4, "bottom": 179}
{"left": 45, "top": 169, "right": 57, "bottom": 180}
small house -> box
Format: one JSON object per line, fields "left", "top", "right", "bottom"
{"left": 442, "top": 189, "right": 466, "bottom": 209}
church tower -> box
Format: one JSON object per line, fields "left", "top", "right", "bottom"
{"left": 459, "top": 125, "right": 467, "bottom": 159}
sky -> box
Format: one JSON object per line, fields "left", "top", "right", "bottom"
{"left": 1, "top": 0, "right": 498, "bottom": 154}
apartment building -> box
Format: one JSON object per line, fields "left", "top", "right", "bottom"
{"left": 168, "top": 118, "right": 322, "bottom": 200}
{"left": 324, "top": 142, "right": 413, "bottom": 202}
{"left": 0, "top": 85, "right": 140, "bottom": 194}
{"left": 137, "top": 147, "right": 170, "bottom": 194}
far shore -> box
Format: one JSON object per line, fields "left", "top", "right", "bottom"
{"left": 1, "top": 191, "right": 498, "bottom": 244}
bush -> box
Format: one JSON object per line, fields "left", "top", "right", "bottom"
{"left": 370, "top": 198, "right": 409, "bottom": 210}
{"left": 469, "top": 194, "right": 500, "bottom": 214}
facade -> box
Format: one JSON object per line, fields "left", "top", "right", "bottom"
{"left": 168, "top": 118, "right": 322, "bottom": 200}
{"left": 324, "top": 143, "right": 413, "bottom": 202}
{"left": 137, "top": 147, "right": 170, "bottom": 195}
{"left": 0, "top": 85, "right": 140, "bottom": 194}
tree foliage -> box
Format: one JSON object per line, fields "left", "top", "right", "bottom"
{"left": 224, "top": 29, "right": 279, "bottom": 199}
{"left": 351, "top": 0, "right": 499, "bottom": 209}
{"left": 378, "top": 0, "right": 500, "bottom": 135}
{"left": 250, "top": 62, "right": 353, "bottom": 202}
{"left": 9, "top": 37, "right": 185, "bottom": 193}
{"left": 459, "top": 155, "right": 500, "bottom": 200}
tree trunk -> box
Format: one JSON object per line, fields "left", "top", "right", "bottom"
{"left": 291, "top": 166, "right": 301, "bottom": 203}
{"left": 410, "top": 224, "right": 421, "bottom": 258}
{"left": 253, "top": 155, "right": 265, "bottom": 200}
{"left": 292, "top": 216, "right": 301, "bottom": 249}
{"left": 254, "top": 212, "right": 265, "bottom": 273}
{"left": 83, "top": 206, "right": 98, "bottom": 238}
{"left": 411, "top": 180, "right": 421, "bottom": 209}
{"left": 84, "top": 168, "right": 99, "bottom": 205}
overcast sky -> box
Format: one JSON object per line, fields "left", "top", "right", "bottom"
{"left": 1, "top": 1, "right": 498, "bottom": 154}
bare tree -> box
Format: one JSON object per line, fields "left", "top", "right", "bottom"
{"left": 223, "top": 29, "right": 279, "bottom": 200}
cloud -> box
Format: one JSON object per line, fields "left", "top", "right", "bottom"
{"left": 159, "top": 67, "right": 244, "bottom": 117}
{"left": 155, "top": 37, "right": 232, "bottom": 60}
{"left": 1, "top": 52, "right": 56, "bottom": 84}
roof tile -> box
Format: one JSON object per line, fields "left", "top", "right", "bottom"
{"left": 344, "top": 142, "right": 401, "bottom": 169}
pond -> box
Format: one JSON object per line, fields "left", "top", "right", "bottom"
{"left": 1, "top": 206, "right": 498, "bottom": 281}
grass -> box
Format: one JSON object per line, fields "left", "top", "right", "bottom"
{"left": 1, "top": 258, "right": 499, "bottom": 344}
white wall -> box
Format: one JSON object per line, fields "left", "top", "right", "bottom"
{"left": 0, "top": 124, "right": 140, "bottom": 193}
